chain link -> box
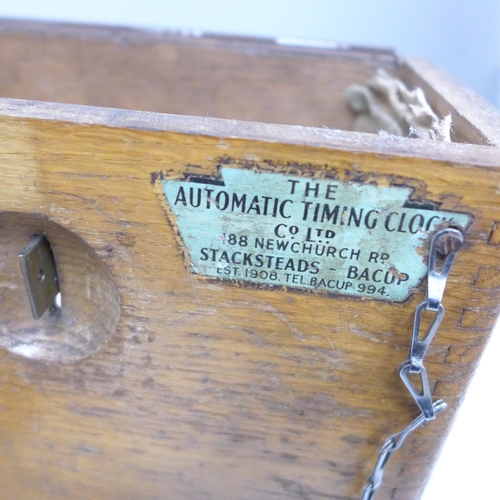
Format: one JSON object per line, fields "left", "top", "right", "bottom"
{"left": 360, "top": 228, "right": 463, "bottom": 499}
{"left": 361, "top": 400, "right": 447, "bottom": 500}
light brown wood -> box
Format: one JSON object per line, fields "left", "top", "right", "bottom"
{"left": 0, "top": 19, "right": 395, "bottom": 132}
{"left": 0, "top": 212, "right": 120, "bottom": 361}
{"left": 0, "top": 20, "right": 499, "bottom": 500}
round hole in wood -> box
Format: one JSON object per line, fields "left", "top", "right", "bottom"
{"left": 0, "top": 212, "right": 120, "bottom": 362}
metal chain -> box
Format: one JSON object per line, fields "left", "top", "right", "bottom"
{"left": 361, "top": 228, "right": 464, "bottom": 500}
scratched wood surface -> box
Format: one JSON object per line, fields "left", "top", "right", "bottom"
{"left": 0, "top": 20, "right": 499, "bottom": 500}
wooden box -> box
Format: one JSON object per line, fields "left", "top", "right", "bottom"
{"left": 0, "top": 19, "right": 499, "bottom": 499}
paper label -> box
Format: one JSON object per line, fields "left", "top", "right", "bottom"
{"left": 161, "top": 167, "right": 471, "bottom": 302}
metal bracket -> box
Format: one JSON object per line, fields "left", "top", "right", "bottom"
{"left": 18, "top": 235, "right": 61, "bottom": 320}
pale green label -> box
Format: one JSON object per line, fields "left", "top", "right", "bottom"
{"left": 162, "top": 168, "right": 470, "bottom": 302}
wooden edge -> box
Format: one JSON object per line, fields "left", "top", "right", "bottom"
{"left": 400, "top": 57, "right": 500, "bottom": 147}
{"left": 0, "top": 18, "right": 397, "bottom": 65}
{"left": 1, "top": 97, "right": 499, "bottom": 168}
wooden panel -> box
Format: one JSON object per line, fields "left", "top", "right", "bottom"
{"left": 0, "top": 21, "right": 492, "bottom": 146}
{"left": 0, "top": 96, "right": 499, "bottom": 500}
{"left": 0, "top": 20, "right": 396, "bottom": 132}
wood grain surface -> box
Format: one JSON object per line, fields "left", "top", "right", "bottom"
{"left": 0, "top": 20, "right": 499, "bottom": 500}
{"left": 0, "top": 19, "right": 395, "bottom": 132}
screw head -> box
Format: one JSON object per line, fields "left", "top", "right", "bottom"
{"left": 434, "top": 230, "right": 463, "bottom": 255}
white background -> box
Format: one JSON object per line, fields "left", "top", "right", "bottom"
{"left": 0, "top": 2, "right": 498, "bottom": 498}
